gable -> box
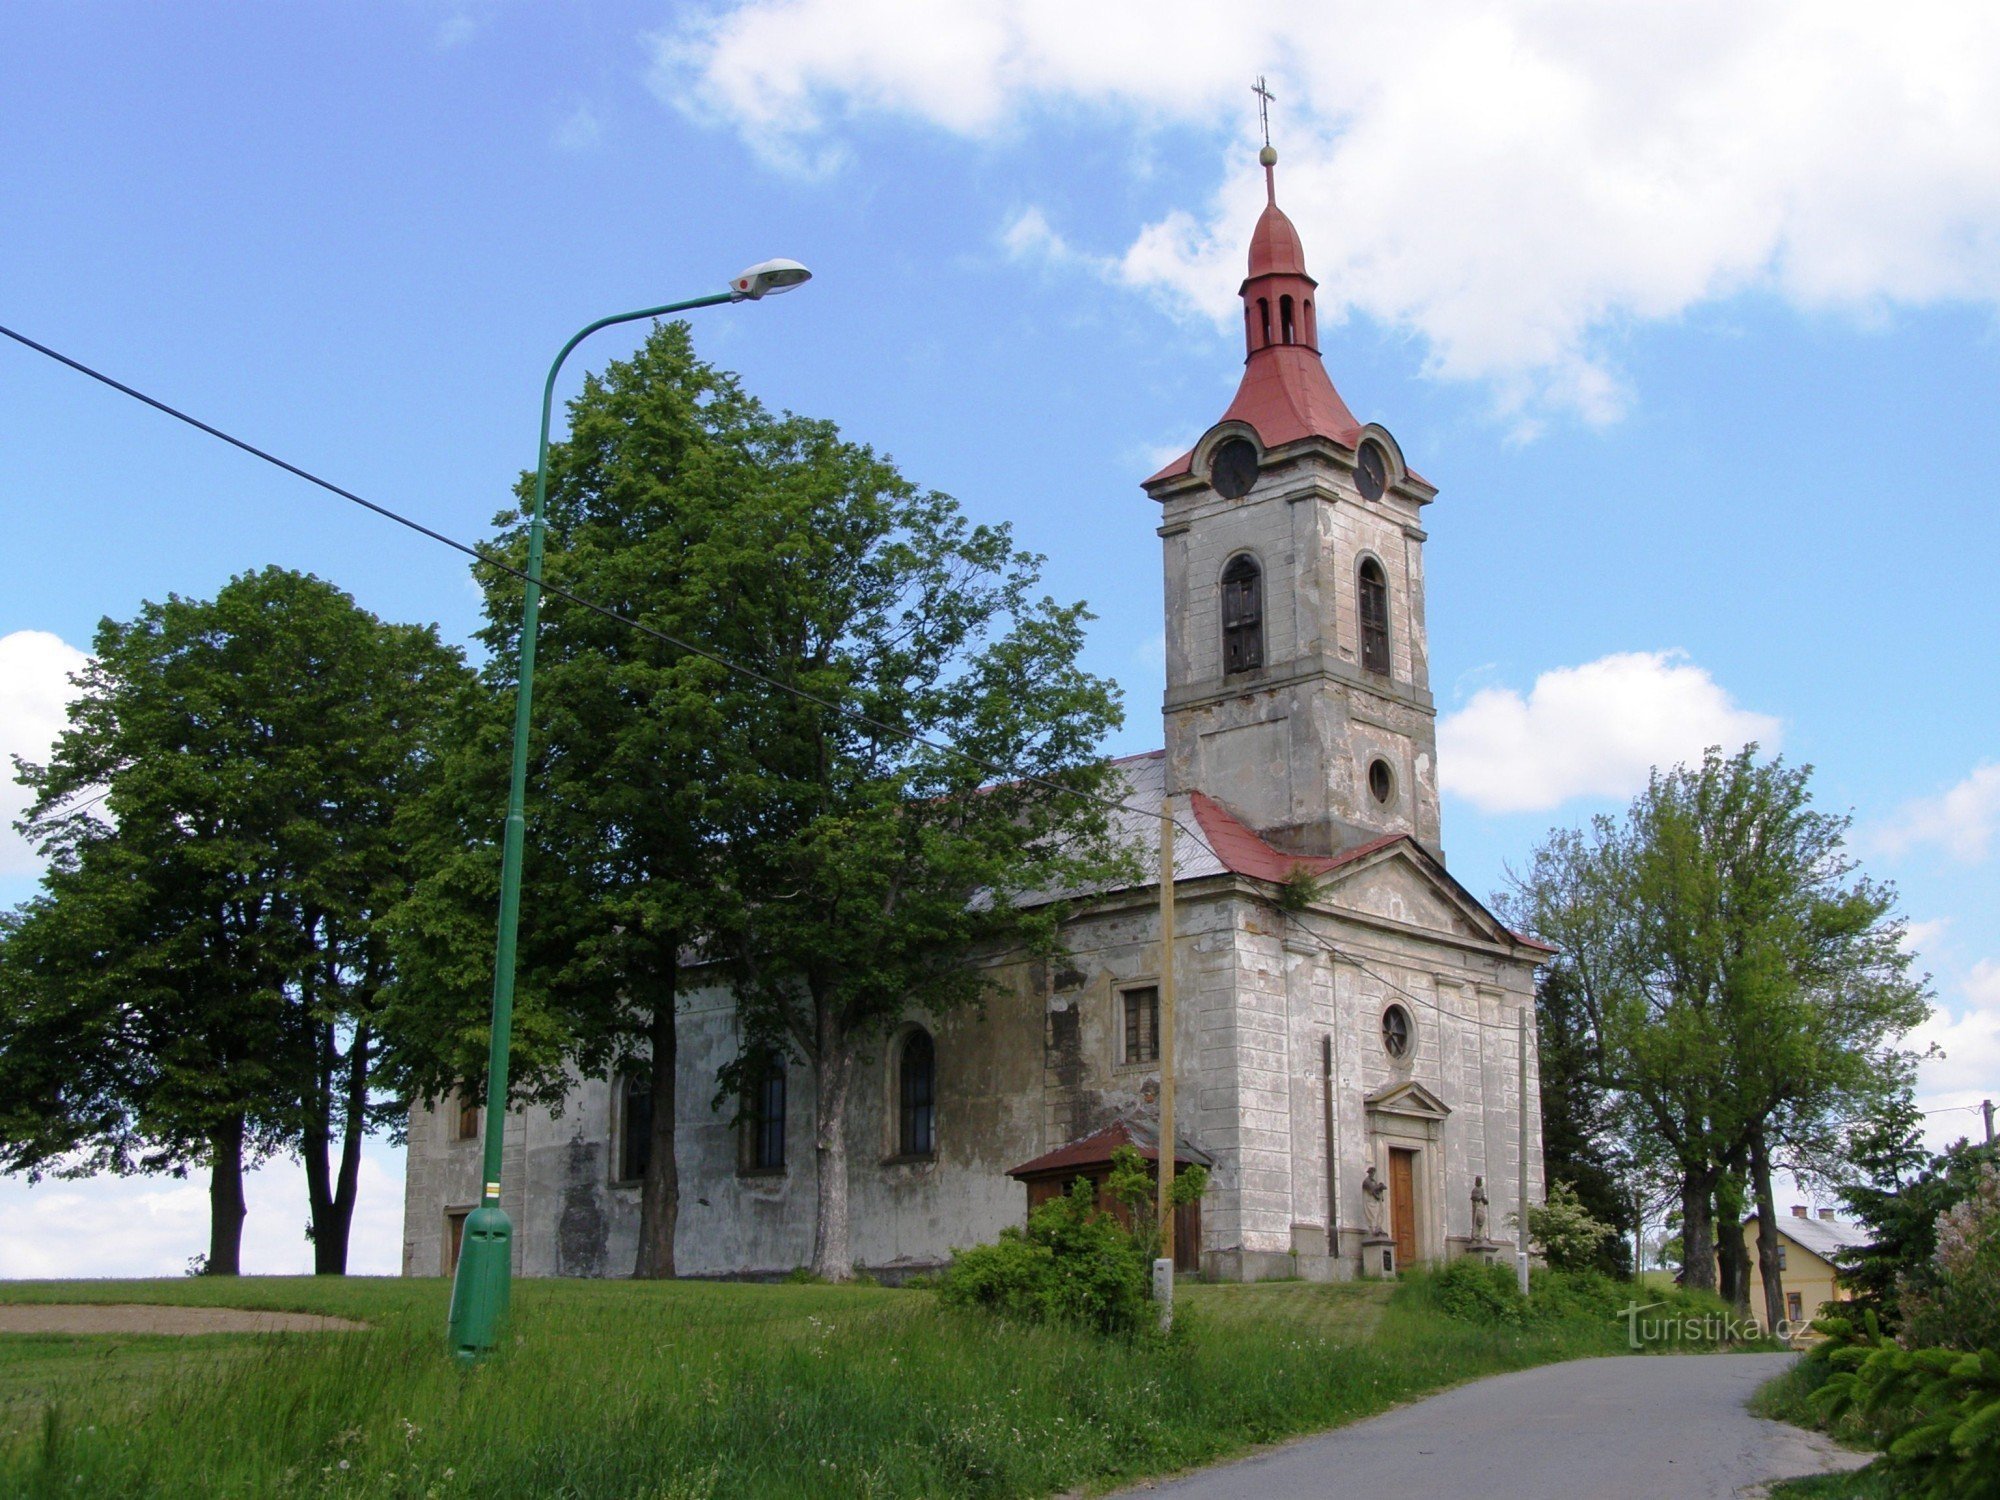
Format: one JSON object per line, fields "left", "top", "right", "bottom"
{"left": 1365, "top": 1080, "right": 1451, "bottom": 1119}
{"left": 1332, "top": 856, "right": 1482, "bottom": 939}
{"left": 1317, "top": 844, "right": 1523, "bottom": 951}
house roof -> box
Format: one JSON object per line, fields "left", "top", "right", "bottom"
{"left": 1007, "top": 1116, "right": 1215, "bottom": 1181}
{"left": 1751, "top": 1213, "right": 1872, "bottom": 1263}
{"left": 1075, "top": 751, "right": 1555, "bottom": 958}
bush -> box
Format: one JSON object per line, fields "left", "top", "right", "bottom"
{"left": 938, "top": 1177, "right": 1151, "bottom": 1335}
{"left": 1813, "top": 1313, "right": 2000, "bottom": 1500}
{"left": 1426, "top": 1258, "right": 1528, "bottom": 1324}
{"left": 1902, "top": 1163, "right": 2000, "bottom": 1355}
{"left": 1526, "top": 1181, "right": 1617, "bottom": 1272}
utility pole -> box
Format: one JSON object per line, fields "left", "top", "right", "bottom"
{"left": 1517, "top": 1003, "right": 1531, "bottom": 1296}
{"left": 1984, "top": 1099, "right": 1994, "bottom": 1146}
{"left": 1155, "top": 798, "right": 1178, "bottom": 1330}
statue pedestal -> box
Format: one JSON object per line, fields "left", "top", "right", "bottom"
{"left": 1360, "top": 1234, "right": 1397, "bottom": 1279}
{"left": 1465, "top": 1238, "right": 1499, "bottom": 1265}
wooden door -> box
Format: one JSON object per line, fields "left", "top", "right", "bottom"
{"left": 444, "top": 1210, "right": 468, "bottom": 1275}
{"left": 1388, "top": 1149, "right": 1418, "bottom": 1268}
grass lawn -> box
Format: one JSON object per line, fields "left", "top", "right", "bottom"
{"left": 2, "top": 1272, "right": 1733, "bottom": 1497}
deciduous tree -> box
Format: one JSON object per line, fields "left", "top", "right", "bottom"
{"left": 0, "top": 568, "right": 467, "bottom": 1272}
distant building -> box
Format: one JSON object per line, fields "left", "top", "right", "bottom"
{"left": 1744, "top": 1207, "right": 1871, "bottom": 1330}
{"left": 403, "top": 145, "right": 1551, "bottom": 1284}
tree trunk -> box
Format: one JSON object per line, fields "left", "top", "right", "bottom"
{"left": 1717, "top": 1213, "right": 1747, "bottom": 1312}
{"left": 302, "top": 1018, "right": 338, "bottom": 1274}
{"left": 1749, "top": 1126, "right": 1787, "bottom": 1332}
{"left": 1716, "top": 1169, "right": 1751, "bottom": 1316}
{"left": 633, "top": 954, "right": 680, "bottom": 1279}
{"left": 206, "top": 1114, "right": 247, "bottom": 1276}
{"left": 809, "top": 1021, "right": 854, "bottom": 1281}
{"left": 1679, "top": 1172, "right": 1717, "bottom": 1292}
{"left": 308, "top": 1025, "right": 370, "bottom": 1276}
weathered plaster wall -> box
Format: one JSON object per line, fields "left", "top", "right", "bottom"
{"left": 403, "top": 865, "right": 1543, "bottom": 1285}
{"left": 1157, "top": 451, "right": 1442, "bottom": 857}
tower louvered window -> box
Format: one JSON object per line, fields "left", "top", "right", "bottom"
{"left": 1358, "top": 558, "right": 1390, "bottom": 676}
{"left": 1221, "top": 555, "right": 1263, "bottom": 674}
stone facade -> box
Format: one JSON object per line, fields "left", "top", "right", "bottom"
{"left": 402, "top": 148, "right": 1549, "bottom": 1284}
{"left": 402, "top": 753, "right": 1546, "bottom": 1283}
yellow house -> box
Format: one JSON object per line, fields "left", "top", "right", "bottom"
{"left": 1743, "top": 1207, "right": 1870, "bottom": 1333}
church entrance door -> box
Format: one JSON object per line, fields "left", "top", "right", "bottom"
{"left": 1388, "top": 1148, "right": 1418, "bottom": 1267}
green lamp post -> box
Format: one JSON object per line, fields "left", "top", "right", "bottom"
{"left": 448, "top": 259, "right": 812, "bottom": 1364}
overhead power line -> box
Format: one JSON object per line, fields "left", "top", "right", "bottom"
{"left": 0, "top": 319, "right": 1226, "bottom": 862}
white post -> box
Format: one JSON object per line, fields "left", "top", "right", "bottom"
{"left": 1517, "top": 1003, "right": 1531, "bottom": 1296}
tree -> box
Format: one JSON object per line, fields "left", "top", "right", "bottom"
{"left": 1504, "top": 747, "right": 1929, "bottom": 1305}
{"left": 1840, "top": 1102, "right": 1998, "bottom": 1329}
{"left": 714, "top": 448, "right": 1132, "bottom": 1280}
{"left": 1533, "top": 963, "right": 1635, "bottom": 1275}
{"left": 0, "top": 568, "right": 467, "bottom": 1272}
{"left": 387, "top": 323, "right": 868, "bottom": 1277}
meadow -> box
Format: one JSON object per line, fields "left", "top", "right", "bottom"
{"left": 3, "top": 1270, "right": 1727, "bottom": 1497}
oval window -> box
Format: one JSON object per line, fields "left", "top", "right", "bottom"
{"left": 1382, "top": 1004, "right": 1412, "bottom": 1059}
{"left": 1368, "top": 758, "right": 1394, "bottom": 805}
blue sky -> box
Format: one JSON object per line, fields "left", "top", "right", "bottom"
{"left": 2, "top": 2, "right": 1996, "bottom": 1273}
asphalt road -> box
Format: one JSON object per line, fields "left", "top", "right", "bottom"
{"left": 1124, "top": 1353, "right": 1869, "bottom": 1499}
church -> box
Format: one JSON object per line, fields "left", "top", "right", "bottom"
{"left": 402, "top": 145, "right": 1549, "bottom": 1284}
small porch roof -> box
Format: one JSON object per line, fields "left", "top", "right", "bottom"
{"left": 1007, "top": 1116, "right": 1215, "bottom": 1181}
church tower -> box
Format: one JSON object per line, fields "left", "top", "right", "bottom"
{"left": 1143, "top": 145, "right": 1441, "bottom": 858}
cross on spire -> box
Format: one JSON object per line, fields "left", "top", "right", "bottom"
{"left": 1253, "top": 76, "right": 1276, "bottom": 149}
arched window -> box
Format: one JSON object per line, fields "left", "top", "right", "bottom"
{"left": 744, "top": 1048, "right": 786, "bottom": 1172}
{"left": 1280, "top": 294, "right": 1296, "bottom": 343}
{"left": 1257, "top": 298, "right": 1272, "bottom": 347}
{"left": 1358, "top": 558, "right": 1390, "bottom": 676}
{"left": 1221, "top": 555, "right": 1263, "bottom": 674}
{"left": 898, "top": 1030, "right": 936, "bottom": 1157}
{"left": 1302, "top": 298, "right": 1315, "bottom": 345}
{"left": 618, "top": 1070, "right": 652, "bottom": 1184}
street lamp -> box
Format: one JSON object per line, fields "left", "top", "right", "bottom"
{"left": 448, "top": 259, "right": 812, "bottom": 1364}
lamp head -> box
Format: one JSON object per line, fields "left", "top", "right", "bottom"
{"left": 729, "top": 258, "right": 813, "bottom": 300}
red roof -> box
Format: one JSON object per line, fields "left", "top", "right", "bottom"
{"left": 1247, "top": 199, "right": 1309, "bottom": 278}
{"left": 1185, "top": 791, "right": 1409, "bottom": 883}
{"left": 1147, "top": 155, "right": 1365, "bottom": 486}
{"left": 1008, "top": 1117, "right": 1214, "bottom": 1180}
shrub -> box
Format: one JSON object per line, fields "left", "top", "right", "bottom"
{"left": 1526, "top": 1181, "right": 1617, "bottom": 1272}
{"left": 1902, "top": 1163, "right": 2000, "bottom": 1355}
{"left": 938, "top": 1177, "right": 1151, "bottom": 1335}
{"left": 1814, "top": 1314, "right": 2000, "bottom": 1499}
{"left": 1426, "top": 1257, "right": 1528, "bottom": 1324}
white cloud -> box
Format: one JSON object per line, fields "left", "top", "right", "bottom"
{"left": 1911, "top": 961, "right": 2000, "bottom": 1150}
{"left": 554, "top": 101, "right": 604, "bottom": 153}
{"left": 656, "top": 1, "right": 2000, "bottom": 423}
{"left": 0, "top": 1145, "right": 407, "bottom": 1278}
{"left": 1438, "top": 649, "right": 1780, "bottom": 814}
{"left": 0, "top": 630, "right": 89, "bottom": 877}
{"left": 1875, "top": 763, "right": 2000, "bottom": 864}
{"left": 1903, "top": 917, "right": 1954, "bottom": 964}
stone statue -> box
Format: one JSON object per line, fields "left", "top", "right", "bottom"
{"left": 1361, "top": 1165, "right": 1388, "bottom": 1237}
{"left": 1470, "top": 1175, "right": 1491, "bottom": 1243}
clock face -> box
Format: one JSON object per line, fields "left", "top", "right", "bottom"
{"left": 1356, "top": 440, "right": 1387, "bottom": 501}
{"left": 1209, "top": 438, "right": 1259, "bottom": 499}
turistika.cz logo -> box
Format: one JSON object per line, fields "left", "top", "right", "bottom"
{"left": 1616, "top": 1300, "right": 1791, "bottom": 1348}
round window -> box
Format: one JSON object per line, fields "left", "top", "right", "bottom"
{"left": 1368, "top": 758, "right": 1394, "bottom": 804}
{"left": 1382, "top": 1004, "right": 1412, "bottom": 1059}
{"left": 1356, "top": 440, "right": 1387, "bottom": 501}
{"left": 1209, "top": 437, "right": 1259, "bottom": 499}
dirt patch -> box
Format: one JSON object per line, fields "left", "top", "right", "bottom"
{"left": 0, "top": 1303, "right": 367, "bottom": 1336}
